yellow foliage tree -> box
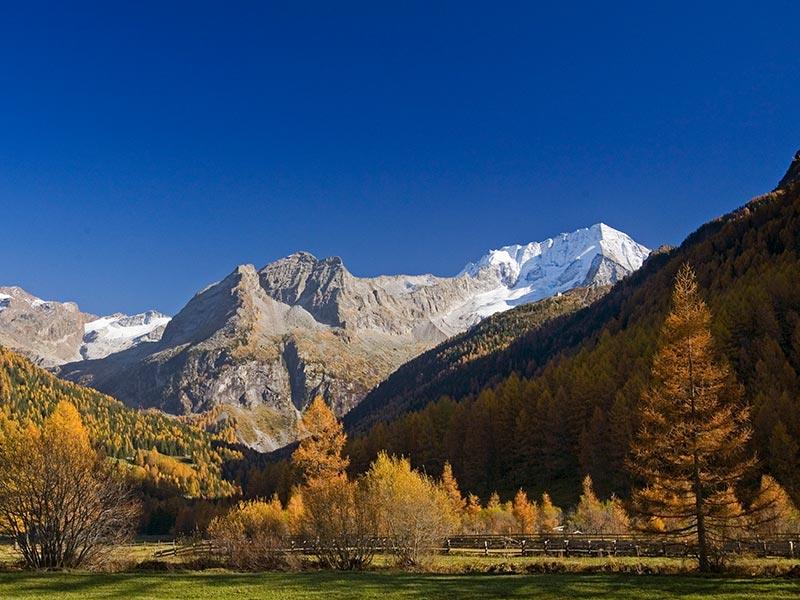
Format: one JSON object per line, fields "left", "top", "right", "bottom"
{"left": 0, "top": 401, "right": 139, "bottom": 569}
{"left": 571, "top": 475, "right": 629, "bottom": 534}
{"left": 512, "top": 489, "right": 537, "bottom": 534}
{"left": 537, "top": 492, "right": 562, "bottom": 533}
{"left": 440, "top": 463, "right": 465, "bottom": 511}
{"left": 749, "top": 475, "right": 800, "bottom": 537}
{"left": 363, "top": 453, "right": 455, "bottom": 566}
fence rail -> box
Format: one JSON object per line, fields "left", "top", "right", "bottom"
{"left": 149, "top": 534, "right": 800, "bottom": 560}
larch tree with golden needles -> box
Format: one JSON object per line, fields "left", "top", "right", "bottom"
{"left": 291, "top": 396, "right": 349, "bottom": 484}
{"left": 628, "top": 264, "right": 755, "bottom": 572}
{"left": 291, "top": 396, "right": 376, "bottom": 570}
{"left": 512, "top": 489, "right": 537, "bottom": 534}
{"left": 439, "top": 462, "right": 466, "bottom": 531}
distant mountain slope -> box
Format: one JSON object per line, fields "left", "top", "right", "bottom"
{"left": 60, "top": 224, "right": 648, "bottom": 451}
{"left": 0, "top": 286, "right": 169, "bottom": 365}
{"left": 0, "top": 346, "right": 237, "bottom": 497}
{"left": 345, "top": 285, "right": 609, "bottom": 432}
{"left": 347, "top": 152, "right": 800, "bottom": 507}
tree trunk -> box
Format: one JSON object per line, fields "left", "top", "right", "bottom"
{"left": 688, "top": 340, "right": 710, "bottom": 572}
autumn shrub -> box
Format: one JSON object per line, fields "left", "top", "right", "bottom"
{"left": 208, "top": 497, "right": 289, "bottom": 570}
{"left": 363, "top": 452, "right": 455, "bottom": 567}
{"left": 301, "top": 475, "right": 378, "bottom": 570}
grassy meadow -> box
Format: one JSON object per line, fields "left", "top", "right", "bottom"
{"left": 0, "top": 570, "right": 799, "bottom": 600}
{"left": 1, "top": 542, "right": 799, "bottom": 599}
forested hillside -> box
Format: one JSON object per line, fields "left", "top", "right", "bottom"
{"left": 347, "top": 156, "right": 800, "bottom": 507}
{"left": 345, "top": 286, "right": 608, "bottom": 432}
{"left": 0, "top": 346, "right": 239, "bottom": 498}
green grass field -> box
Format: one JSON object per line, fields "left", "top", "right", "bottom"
{"left": 0, "top": 571, "right": 798, "bottom": 600}
{"left": 2, "top": 542, "right": 798, "bottom": 599}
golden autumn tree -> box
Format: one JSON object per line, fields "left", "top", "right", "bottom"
{"left": 748, "top": 475, "right": 800, "bottom": 537}
{"left": 629, "top": 264, "right": 755, "bottom": 572}
{"left": 291, "top": 396, "right": 377, "bottom": 569}
{"left": 572, "top": 475, "right": 606, "bottom": 533}
{"left": 439, "top": 462, "right": 466, "bottom": 531}
{"left": 537, "top": 492, "right": 562, "bottom": 533}
{"left": 0, "top": 401, "right": 139, "bottom": 569}
{"left": 512, "top": 489, "right": 537, "bottom": 534}
{"left": 291, "top": 396, "right": 349, "bottom": 484}
{"left": 363, "top": 453, "right": 454, "bottom": 566}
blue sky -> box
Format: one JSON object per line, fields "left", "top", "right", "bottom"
{"left": 1, "top": 1, "right": 798, "bottom": 315}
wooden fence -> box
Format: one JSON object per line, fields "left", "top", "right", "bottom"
{"left": 438, "top": 534, "right": 800, "bottom": 559}
{"left": 149, "top": 534, "right": 800, "bottom": 560}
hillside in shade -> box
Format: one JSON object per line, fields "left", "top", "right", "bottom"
{"left": 345, "top": 285, "right": 609, "bottom": 432}
{"left": 345, "top": 152, "right": 800, "bottom": 507}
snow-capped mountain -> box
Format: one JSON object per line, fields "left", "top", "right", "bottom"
{"left": 0, "top": 286, "right": 169, "bottom": 366}
{"left": 60, "top": 222, "right": 649, "bottom": 451}
{"left": 440, "top": 223, "right": 650, "bottom": 330}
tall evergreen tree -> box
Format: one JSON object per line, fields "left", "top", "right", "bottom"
{"left": 628, "top": 264, "right": 755, "bottom": 572}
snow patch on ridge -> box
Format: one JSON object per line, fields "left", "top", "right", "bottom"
{"left": 81, "top": 310, "right": 171, "bottom": 359}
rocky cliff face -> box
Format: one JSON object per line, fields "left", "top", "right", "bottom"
{"left": 59, "top": 223, "right": 649, "bottom": 451}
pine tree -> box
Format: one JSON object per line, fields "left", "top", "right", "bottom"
{"left": 628, "top": 264, "right": 755, "bottom": 571}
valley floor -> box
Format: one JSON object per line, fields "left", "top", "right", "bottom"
{"left": 0, "top": 571, "right": 798, "bottom": 600}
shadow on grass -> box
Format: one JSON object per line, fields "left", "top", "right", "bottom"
{"left": 0, "top": 571, "right": 798, "bottom": 600}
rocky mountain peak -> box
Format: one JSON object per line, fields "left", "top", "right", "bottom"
{"left": 259, "top": 252, "right": 351, "bottom": 328}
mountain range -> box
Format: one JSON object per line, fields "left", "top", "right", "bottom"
{"left": 0, "top": 223, "right": 648, "bottom": 451}
{"left": 1, "top": 150, "right": 799, "bottom": 517}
